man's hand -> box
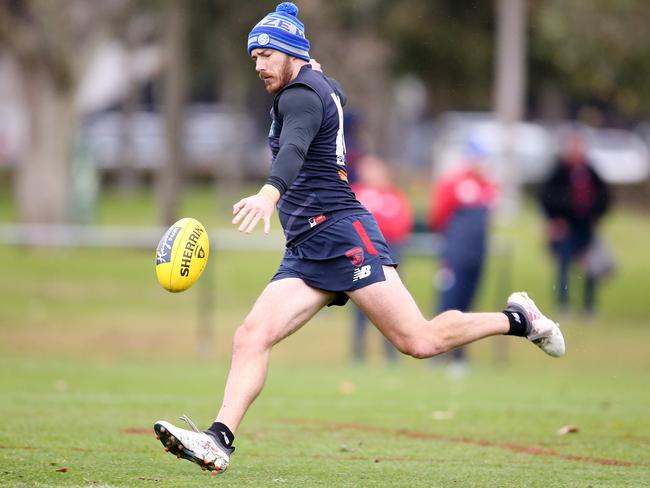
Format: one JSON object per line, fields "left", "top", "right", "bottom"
{"left": 232, "top": 185, "right": 280, "bottom": 234}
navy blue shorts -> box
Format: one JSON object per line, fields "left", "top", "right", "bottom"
{"left": 272, "top": 214, "right": 397, "bottom": 306}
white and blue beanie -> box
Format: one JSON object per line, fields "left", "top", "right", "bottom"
{"left": 247, "top": 2, "right": 310, "bottom": 62}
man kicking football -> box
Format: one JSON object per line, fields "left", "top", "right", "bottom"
{"left": 154, "top": 2, "right": 565, "bottom": 475}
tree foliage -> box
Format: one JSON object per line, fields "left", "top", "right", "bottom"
{"left": 531, "top": 0, "right": 650, "bottom": 118}
{"left": 379, "top": 0, "right": 494, "bottom": 113}
{"left": 0, "top": 0, "right": 128, "bottom": 223}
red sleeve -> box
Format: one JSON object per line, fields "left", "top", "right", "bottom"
{"left": 481, "top": 178, "right": 499, "bottom": 207}
{"left": 428, "top": 177, "right": 457, "bottom": 232}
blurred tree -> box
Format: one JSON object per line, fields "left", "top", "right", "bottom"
{"left": 185, "top": 0, "right": 276, "bottom": 204}
{"left": 494, "top": 0, "right": 527, "bottom": 216}
{"left": 370, "top": 0, "right": 650, "bottom": 122}
{"left": 379, "top": 0, "right": 494, "bottom": 113}
{"left": 0, "top": 0, "right": 128, "bottom": 224}
{"left": 114, "top": 2, "right": 146, "bottom": 194}
{"left": 531, "top": 0, "right": 650, "bottom": 120}
{"left": 301, "top": 0, "right": 393, "bottom": 156}
{"left": 158, "top": 0, "right": 187, "bottom": 226}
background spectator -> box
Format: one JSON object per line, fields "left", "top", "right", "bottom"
{"left": 428, "top": 141, "right": 498, "bottom": 375}
{"left": 539, "top": 130, "right": 612, "bottom": 316}
{"left": 350, "top": 155, "right": 414, "bottom": 364}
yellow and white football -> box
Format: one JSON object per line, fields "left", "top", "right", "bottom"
{"left": 155, "top": 217, "right": 210, "bottom": 292}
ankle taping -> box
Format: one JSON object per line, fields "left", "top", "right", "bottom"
{"left": 503, "top": 307, "right": 529, "bottom": 337}
{"left": 206, "top": 422, "right": 235, "bottom": 449}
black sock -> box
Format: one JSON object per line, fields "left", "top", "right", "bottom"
{"left": 503, "top": 308, "right": 529, "bottom": 337}
{"left": 205, "top": 422, "right": 235, "bottom": 449}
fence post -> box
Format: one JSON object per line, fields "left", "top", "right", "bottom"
{"left": 197, "top": 252, "right": 215, "bottom": 361}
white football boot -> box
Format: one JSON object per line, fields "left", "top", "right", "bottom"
{"left": 506, "top": 292, "right": 566, "bottom": 357}
{"left": 154, "top": 416, "right": 232, "bottom": 475}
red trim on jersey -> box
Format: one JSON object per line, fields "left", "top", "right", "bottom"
{"left": 352, "top": 220, "right": 379, "bottom": 255}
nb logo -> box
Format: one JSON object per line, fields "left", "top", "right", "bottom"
{"left": 353, "top": 265, "right": 372, "bottom": 282}
{"left": 512, "top": 312, "right": 521, "bottom": 324}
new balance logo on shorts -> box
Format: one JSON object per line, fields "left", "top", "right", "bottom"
{"left": 353, "top": 265, "right": 372, "bottom": 282}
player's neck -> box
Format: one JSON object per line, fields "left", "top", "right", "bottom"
{"left": 290, "top": 59, "right": 308, "bottom": 82}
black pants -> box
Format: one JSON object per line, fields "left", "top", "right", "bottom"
{"left": 553, "top": 228, "right": 596, "bottom": 313}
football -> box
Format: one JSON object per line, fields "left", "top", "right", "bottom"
{"left": 155, "top": 217, "right": 210, "bottom": 292}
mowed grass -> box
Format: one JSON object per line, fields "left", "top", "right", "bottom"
{"left": 1, "top": 185, "right": 649, "bottom": 486}
{"left": 1, "top": 355, "right": 648, "bottom": 487}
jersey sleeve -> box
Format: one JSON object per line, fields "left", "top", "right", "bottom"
{"left": 428, "top": 176, "right": 457, "bottom": 232}
{"left": 265, "top": 87, "right": 323, "bottom": 194}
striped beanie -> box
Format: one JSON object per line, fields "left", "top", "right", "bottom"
{"left": 247, "top": 2, "right": 310, "bottom": 62}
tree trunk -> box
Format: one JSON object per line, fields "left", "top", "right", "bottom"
{"left": 158, "top": 0, "right": 187, "bottom": 226}
{"left": 117, "top": 41, "right": 142, "bottom": 193}
{"left": 493, "top": 0, "right": 528, "bottom": 218}
{"left": 16, "top": 67, "right": 77, "bottom": 224}
{"left": 214, "top": 30, "right": 246, "bottom": 207}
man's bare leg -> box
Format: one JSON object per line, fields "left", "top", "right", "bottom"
{"left": 215, "top": 278, "right": 334, "bottom": 432}
{"left": 348, "top": 266, "right": 508, "bottom": 358}
{"left": 154, "top": 278, "right": 333, "bottom": 474}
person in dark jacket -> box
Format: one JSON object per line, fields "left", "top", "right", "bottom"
{"left": 539, "top": 130, "right": 611, "bottom": 315}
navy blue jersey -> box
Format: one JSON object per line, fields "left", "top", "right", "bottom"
{"left": 269, "top": 65, "right": 366, "bottom": 246}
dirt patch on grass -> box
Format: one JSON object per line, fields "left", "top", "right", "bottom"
{"left": 284, "top": 419, "right": 643, "bottom": 468}
{"left": 0, "top": 444, "right": 90, "bottom": 452}
{"left": 121, "top": 428, "right": 152, "bottom": 436}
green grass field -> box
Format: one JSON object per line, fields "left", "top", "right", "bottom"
{"left": 1, "top": 186, "right": 649, "bottom": 487}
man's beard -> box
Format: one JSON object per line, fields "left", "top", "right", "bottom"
{"left": 263, "top": 57, "right": 293, "bottom": 94}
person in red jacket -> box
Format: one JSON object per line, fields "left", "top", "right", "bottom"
{"left": 351, "top": 155, "right": 414, "bottom": 364}
{"left": 428, "top": 143, "right": 498, "bottom": 374}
